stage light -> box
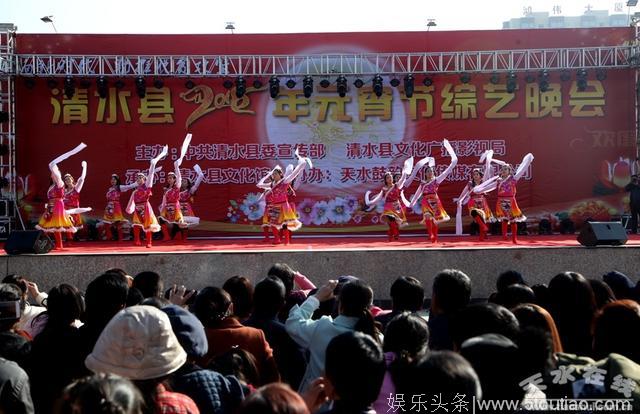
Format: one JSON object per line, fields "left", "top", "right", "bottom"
{"left": 353, "top": 78, "right": 364, "bottom": 88}
{"left": 286, "top": 79, "right": 296, "bottom": 89}
{"left": 185, "top": 80, "right": 195, "bottom": 89}
{"left": 96, "top": 76, "right": 108, "bottom": 99}
{"left": 372, "top": 75, "right": 383, "bottom": 97}
{"left": 489, "top": 73, "right": 500, "bottom": 85}
{"left": 235, "top": 76, "right": 246, "bottom": 98}
{"left": 336, "top": 75, "right": 348, "bottom": 97}
{"left": 64, "top": 76, "right": 75, "bottom": 99}
{"left": 0, "top": 112, "right": 8, "bottom": 123}
{"left": 506, "top": 72, "right": 517, "bottom": 93}
{"left": 538, "top": 70, "right": 550, "bottom": 92}
{"left": 460, "top": 73, "right": 471, "bottom": 84}
{"left": 223, "top": 79, "right": 233, "bottom": 89}
{"left": 302, "top": 75, "right": 313, "bottom": 98}
{"left": 596, "top": 69, "right": 606, "bottom": 81}
{"left": 269, "top": 76, "right": 280, "bottom": 99}
{"left": 135, "top": 76, "right": 146, "bottom": 99}
{"left": 390, "top": 78, "right": 400, "bottom": 87}
{"left": 577, "top": 69, "right": 588, "bottom": 91}
{"left": 423, "top": 77, "right": 433, "bottom": 86}
{"left": 47, "top": 79, "right": 58, "bottom": 89}
{"left": 252, "top": 79, "right": 263, "bottom": 89}
{"left": 404, "top": 74, "right": 415, "bottom": 98}
{"left": 24, "top": 78, "right": 36, "bottom": 89}
{"left": 525, "top": 73, "right": 535, "bottom": 83}
{"left": 115, "top": 79, "right": 125, "bottom": 89}
{"left": 319, "top": 79, "right": 331, "bottom": 88}
{"left": 154, "top": 78, "right": 164, "bottom": 89}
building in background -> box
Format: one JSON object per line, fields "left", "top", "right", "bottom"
{"left": 503, "top": 8, "right": 628, "bottom": 29}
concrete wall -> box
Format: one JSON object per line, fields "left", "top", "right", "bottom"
{"left": 4, "top": 246, "right": 639, "bottom": 300}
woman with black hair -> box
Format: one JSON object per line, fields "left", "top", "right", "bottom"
{"left": 178, "top": 164, "right": 205, "bottom": 241}
{"left": 62, "top": 159, "right": 88, "bottom": 244}
{"left": 99, "top": 174, "right": 136, "bottom": 242}
{"left": 455, "top": 150, "right": 495, "bottom": 241}
{"left": 285, "top": 278, "right": 380, "bottom": 393}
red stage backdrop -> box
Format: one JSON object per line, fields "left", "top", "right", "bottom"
{"left": 14, "top": 28, "right": 639, "bottom": 235}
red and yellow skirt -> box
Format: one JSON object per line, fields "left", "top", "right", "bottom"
{"left": 381, "top": 200, "right": 408, "bottom": 226}
{"left": 159, "top": 202, "right": 186, "bottom": 227}
{"left": 101, "top": 201, "right": 128, "bottom": 224}
{"left": 421, "top": 194, "right": 449, "bottom": 224}
{"left": 36, "top": 199, "right": 76, "bottom": 233}
{"left": 132, "top": 202, "right": 161, "bottom": 232}
{"left": 467, "top": 195, "right": 495, "bottom": 223}
{"left": 496, "top": 196, "right": 526, "bottom": 223}
{"left": 262, "top": 201, "right": 302, "bottom": 231}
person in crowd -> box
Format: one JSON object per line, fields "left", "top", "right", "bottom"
{"left": 98, "top": 174, "right": 136, "bottom": 242}
{"left": 28, "top": 284, "right": 86, "bottom": 414}
{"left": 0, "top": 284, "right": 31, "bottom": 367}
{"left": 547, "top": 271, "right": 597, "bottom": 356}
{"left": 1, "top": 275, "right": 47, "bottom": 338}
{"left": 625, "top": 173, "right": 640, "bottom": 234}
{"left": 267, "top": 263, "right": 315, "bottom": 322}
{"left": 85, "top": 305, "right": 199, "bottom": 414}
{"left": 450, "top": 303, "right": 520, "bottom": 351}
{"left": 223, "top": 276, "right": 254, "bottom": 323}
{"left": 163, "top": 305, "right": 244, "bottom": 414}
{"left": 125, "top": 145, "right": 167, "bottom": 248}
{"left": 602, "top": 271, "right": 635, "bottom": 300}
{"left": 373, "top": 312, "right": 429, "bottom": 413}
{"left": 56, "top": 373, "right": 144, "bottom": 414}
{"left": 209, "top": 347, "right": 261, "bottom": 395}
{"left": 592, "top": 300, "right": 640, "bottom": 364}
{"left": 238, "top": 383, "right": 309, "bottom": 414}
{"left": 512, "top": 303, "right": 563, "bottom": 353}
{"left": 375, "top": 276, "right": 424, "bottom": 329}
{"left": 589, "top": 279, "right": 616, "bottom": 309}
{"left": 245, "top": 276, "right": 307, "bottom": 389}
{"left": 428, "top": 269, "right": 472, "bottom": 350}
{"left": 455, "top": 150, "right": 495, "bottom": 241}
{"left": 491, "top": 284, "right": 536, "bottom": 309}
{"left": 407, "top": 139, "right": 458, "bottom": 243}
{"left": 286, "top": 279, "right": 380, "bottom": 392}
{"left": 132, "top": 271, "right": 163, "bottom": 299}
{"left": 496, "top": 270, "right": 526, "bottom": 293}
{"left": 62, "top": 160, "right": 88, "bottom": 244}
{"left": 472, "top": 153, "right": 535, "bottom": 244}
{"left": 191, "top": 287, "right": 280, "bottom": 385}
{"left": 318, "top": 331, "right": 385, "bottom": 414}
{"left": 36, "top": 143, "right": 87, "bottom": 250}
{"left": 0, "top": 357, "right": 34, "bottom": 414}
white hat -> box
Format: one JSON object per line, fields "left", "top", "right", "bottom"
{"left": 85, "top": 305, "right": 187, "bottom": 380}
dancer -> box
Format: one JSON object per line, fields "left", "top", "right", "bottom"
{"left": 178, "top": 164, "right": 205, "bottom": 241}
{"left": 159, "top": 134, "right": 192, "bottom": 242}
{"left": 455, "top": 150, "right": 495, "bottom": 241}
{"left": 36, "top": 143, "right": 87, "bottom": 250}
{"left": 257, "top": 150, "right": 312, "bottom": 245}
{"left": 126, "top": 145, "right": 168, "bottom": 248}
{"left": 99, "top": 174, "right": 137, "bottom": 242}
{"left": 62, "top": 161, "right": 88, "bottom": 244}
{"left": 365, "top": 157, "right": 414, "bottom": 242}
{"left": 473, "top": 153, "right": 534, "bottom": 244}
{"left": 407, "top": 139, "right": 458, "bottom": 243}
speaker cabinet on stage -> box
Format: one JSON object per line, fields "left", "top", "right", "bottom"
{"left": 3, "top": 230, "right": 54, "bottom": 255}
{"left": 577, "top": 221, "right": 628, "bottom": 247}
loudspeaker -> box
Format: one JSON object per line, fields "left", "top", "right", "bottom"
{"left": 577, "top": 221, "right": 628, "bottom": 247}
{"left": 3, "top": 230, "right": 54, "bottom": 254}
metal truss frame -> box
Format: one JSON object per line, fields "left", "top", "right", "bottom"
{"left": 8, "top": 45, "right": 640, "bottom": 78}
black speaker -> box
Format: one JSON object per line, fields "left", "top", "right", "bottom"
{"left": 577, "top": 221, "right": 628, "bottom": 247}
{"left": 3, "top": 230, "right": 54, "bottom": 254}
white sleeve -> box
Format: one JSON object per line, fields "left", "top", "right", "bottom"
{"left": 283, "top": 157, "right": 309, "bottom": 185}
{"left": 436, "top": 139, "right": 458, "bottom": 184}
{"left": 147, "top": 145, "right": 168, "bottom": 188}
{"left": 473, "top": 176, "right": 499, "bottom": 193}
{"left": 75, "top": 161, "right": 88, "bottom": 192}
{"left": 365, "top": 189, "right": 383, "bottom": 206}
{"left": 513, "top": 153, "right": 535, "bottom": 181}
{"left": 397, "top": 156, "right": 414, "bottom": 189}
{"left": 191, "top": 164, "right": 205, "bottom": 194}
{"left": 285, "top": 296, "right": 322, "bottom": 348}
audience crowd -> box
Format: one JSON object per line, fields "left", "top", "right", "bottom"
{"left": 1, "top": 264, "right": 640, "bottom": 413}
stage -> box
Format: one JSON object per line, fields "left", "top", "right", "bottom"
{"left": 3, "top": 234, "right": 640, "bottom": 300}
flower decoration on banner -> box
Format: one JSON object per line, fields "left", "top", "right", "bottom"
{"left": 568, "top": 200, "right": 616, "bottom": 227}
{"left": 327, "top": 197, "right": 352, "bottom": 224}
{"left": 595, "top": 157, "right": 639, "bottom": 195}
{"left": 343, "top": 196, "right": 359, "bottom": 214}
{"left": 226, "top": 203, "right": 241, "bottom": 223}
{"left": 311, "top": 200, "right": 330, "bottom": 225}
{"left": 239, "top": 193, "right": 265, "bottom": 222}
{"left": 296, "top": 198, "right": 315, "bottom": 225}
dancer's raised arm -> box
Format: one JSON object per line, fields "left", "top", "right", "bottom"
{"left": 283, "top": 150, "right": 312, "bottom": 185}
{"left": 513, "top": 153, "right": 535, "bottom": 181}
{"left": 191, "top": 164, "right": 205, "bottom": 194}
{"left": 147, "top": 145, "right": 168, "bottom": 188}
{"left": 435, "top": 139, "right": 458, "bottom": 184}
{"left": 49, "top": 143, "right": 87, "bottom": 188}
{"left": 75, "top": 161, "right": 88, "bottom": 192}
{"left": 396, "top": 156, "right": 414, "bottom": 189}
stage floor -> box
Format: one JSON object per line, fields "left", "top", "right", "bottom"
{"left": 5, "top": 233, "right": 639, "bottom": 255}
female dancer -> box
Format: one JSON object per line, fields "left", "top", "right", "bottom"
{"left": 455, "top": 150, "right": 495, "bottom": 241}
{"left": 62, "top": 161, "right": 87, "bottom": 244}
{"left": 407, "top": 139, "right": 458, "bottom": 243}
{"left": 257, "top": 150, "right": 312, "bottom": 245}
{"left": 99, "top": 174, "right": 137, "bottom": 241}
{"left": 473, "top": 153, "right": 534, "bottom": 244}
{"left": 126, "top": 145, "right": 168, "bottom": 248}
{"left": 178, "top": 164, "right": 205, "bottom": 241}
{"left": 364, "top": 157, "right": 414, "bottom": 242}
{"left": 37, "top": 143, "right": 87, "bottom": 250}
{"left": 159, "top": 134, "right": 191, "bottom": 242}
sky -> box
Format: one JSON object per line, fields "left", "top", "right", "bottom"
{"left": 4, "top": 0, "right": 639, "bottom": 34}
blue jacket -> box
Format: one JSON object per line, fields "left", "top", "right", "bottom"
{"left": 170, "top": 363, "right": 244, "bottom": 414}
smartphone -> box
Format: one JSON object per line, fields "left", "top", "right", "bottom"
{"left": 0, "top": 301, "right": 20, "bottom": 320}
